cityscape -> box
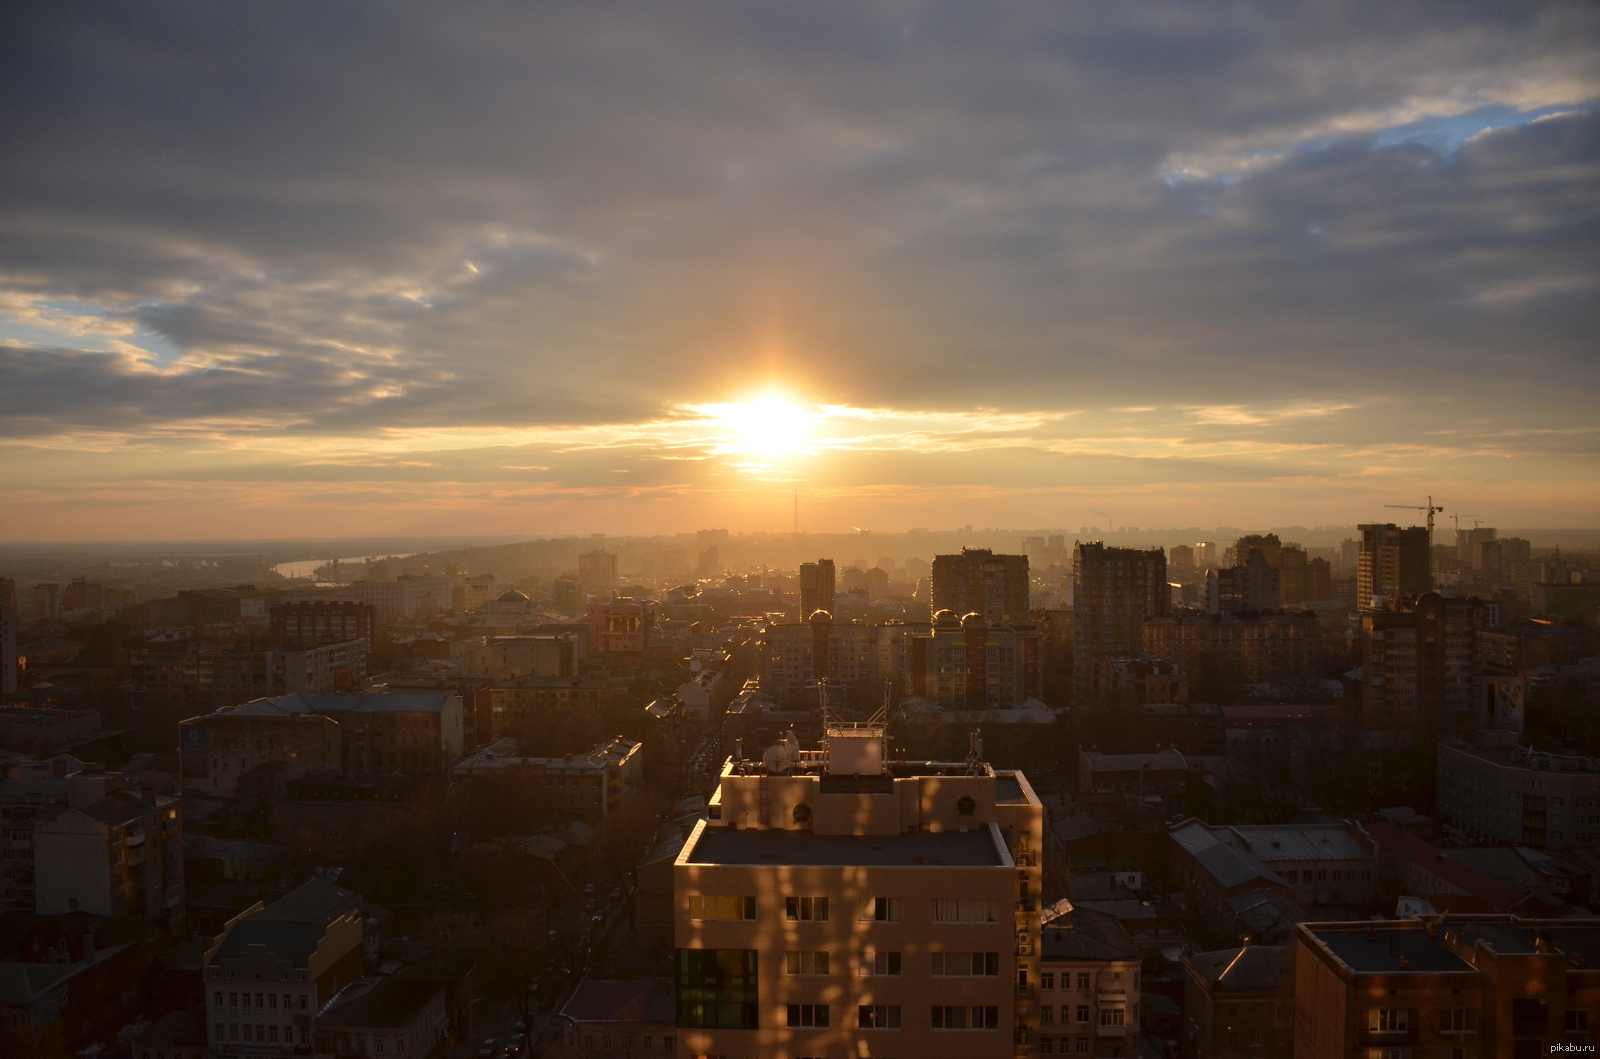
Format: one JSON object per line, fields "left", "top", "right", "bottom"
{"left": 3, "top": 4, "right": 1599, "bottom": 1059}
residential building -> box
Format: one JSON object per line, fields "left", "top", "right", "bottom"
{"left": 579, "top": 549, "right": 619, "bottom": 590}
{"left": 1168, "top": 819, "right": 1303, "bottom": 941}
{"left": 489, "top": 676, "right": 616, "bottom": 733}
{"left": 203, "top": 879, "right": 365, "bottom": 1056}
{"left": 1181, "top": 943, "right": 1292, "bottom": 1059}
{"left": 588, "top": 598, "right": 655, "bottom": 654}
{"left": 178, "top": 690, "right": 466, "bottom": 797}
{"left": 1094, "top": 655, "right": 1187, "bottom": 706}
{"left": 1144, "top": 611, "right": 1318, "bottom": 687}
{"left": 674, "top": 717, "right": 1044, "bottom": 1057}
{"left": 460, "top": 634, "right": 575, "bottom": 681}
{"left": 799, "top": 559, "right": 837, "bottom": 618}
{"left": 1292, "top": 916, "right": 1600, "bottom": 1059}
{"left": 32, "top": 787, "right": 183, "bottom": 919}
{"left": 906, "top": 611, "right": 1043, "bottom": 709}
{"left": 932, "top": 548, "right": 1031, "bottom": 622}
{"left": 558, "top": 978, "right": 677, "bottom": 1055}
{"left": 0, "top": 757, "right": 126, "bottom": 912}
{"left": 1206, "top": 551, "right": 1281, "bottom": 615}
{"left": 1168, "top": 821, "right": 1376, "bottom": 910}
{"left": 134, "top": 1010, "right": 206, "bottom": 1059}
{"left": 343, "top": 577, "right": 454, "bottom": 623}
{"left": 763, "top": 612, "right": 910, "bottom": 707}
{"left": 270, "top": 773, "right": 432, "bottom": 861}
{"left": 314, "top": 974, "right": 450, "bottom": 1059}
{"left": 1078, "top": 749, "right": 1189, "bottom": 799}
{"left": 130, "top": 638, "right": 368, "bottom": 713}
{"left": 269, "top": 601, "right": 375, "bottom": 650}
{"left": 449, "top": 736, "right": 641, "bottom": 823}
{"left": 1073, "top": 543, "right": 1169, "bottom": 707}
{"left": 1036, "top": 906, "right": 1142, "bottom": 1057}
{"left": 1355, "top": 524, "right": 1431, "bottom": 610}
{"left": 1438, "top": 735, "right": 1600, "bottom": 851}
{"left": 1358, "top": 592, "right": 1484, "bottom": 742}
{"left": 0, "top": 707, "right": 102, "bottom": 753}
{"left": 1, "top": 602, "right": 16, "bottom": 696}
{"left": 1363, "top": 823, "right": 1524, "bottom": 913}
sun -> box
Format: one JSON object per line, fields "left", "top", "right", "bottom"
{"left": 710, "top": 397, "right": 813, "bottom": 455}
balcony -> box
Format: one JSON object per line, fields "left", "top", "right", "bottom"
{"left": 1015, "top": 851, "right": 1038, "bottom": 867}
{"left": 1096, "top": 1020, "right": 1132, "bottom": 1037}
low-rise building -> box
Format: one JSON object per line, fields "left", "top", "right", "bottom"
{"left": 588, "top": 598, "right": 656, "bottom": 654}
{"left": 449, "top": 736, "right": 642, "bottom": 824}
{"left": 1036, "top": 905, "right": 1142, "bottom": 1057}
{"left": 202, "top": 879, "right": 366, "bottom": 1057}
{"left": 342, "top": 577, "right": 454, "bottom": 623}
{"left": 1181, "top": 943, "right": 1292, "bottom": 1059}
{"left": 131, "top": 639, "right": 368, "bottom": 714}
{"left": 558, "top": 977, "right": 677, "bottom": 1055}
{"left": 460, "top": 633, "right": 575, "bottom": 681}
{"left": 179, "top": 690, "right": 465, "bottom": 797}
{"left": 1078, "top": 749, "right": 1189, "bottom": 799}
{"left": 489, "top": 676, "right": 615, "bottom": 733}
{"left": 314, "top": 974, "right": 450, "bottom": 1059}
{"left": 134, "top": 1009, "right": 206, "bottom": 1059}
{"left": 1169, "top": 821, "right": 1377, "bottom": 910}
{"left": 1169, "top": 819, "right": 1303, "bottom": 940}
{"left": 1363, "top": 822, "right": 1526, "bottom": 913}
{"left": 1096, "top": 655, "right": 1187, "bottom": 706}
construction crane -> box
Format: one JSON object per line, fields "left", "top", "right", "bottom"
{"left": 1385, "top": 495, "right": 1444, "bottom": 544}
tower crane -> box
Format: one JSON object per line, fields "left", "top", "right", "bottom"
{"left": 1384, "top": 495, "right": 1444, "bottom": 545}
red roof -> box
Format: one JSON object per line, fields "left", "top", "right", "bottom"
{"left": 1366, "top": 824, "right": 1525, "bottom": 911}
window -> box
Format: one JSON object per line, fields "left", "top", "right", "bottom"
{"left": 858, "top": 1005, "right": 901, "bottom": 1029}
{"left": 1100, "top": 1008, "right": 1125, "bottom": 1027}
{"left": 1566, "top": 1010, "right": 1589, "bottom": 1032}
{"left": 932, "top": 1005, "right": 1000, "bottom": 1029}
{"left": 1076, "top": 1006, "right": 1090, "bottom": 1023}
{"left": 229, "top": 993, "right": 238, "bottom": 1009}
{"left": 786, "top": 951, "right": 829, "bottom": 975}
{"left": 1041, "top": 972, "right": 1056, "bottom": 991}
{"left": 1041, "top": 1006, "right": 1054, "bottom": 1024}
{"left": 675, "top": 949, "right": 759, "bottom": 1029}
{"left": 931, "top": 952, "right": 1000, "bottom": 976}
{"left": 1076, "top": 972, "right": 1091, "bottom": 990}
{"left": 932, "top": 897, "right": 999, "bottom": 922}
{"left": 687, "top": 895, "right": 755, "bottom": 920}
{"left": 1441, "top": 1009, "right": 1478, "bottom": 1032}
{"left": 859, "top": 950, "right": 901, "bottom": 976}
{"left": 859, "top": 897, "right": 902, "bottom": 922}
{"left": 787, "top": 1004, "right": 829, "bottom": 1028}
{"left": 214, "top": 992, "right": 223, "bottom": 1009}
{"left": 1041, "top": 1039, "right": 1055, "bottom": 1054}
{"left": 1076, "top": 1040, "right": 1090, "bottom": 1055}
{"left": 786, "top": 896, "right": 829, "bottom": 921}
{"left": 1366, "top": 1009, "right": 1409, "bottom": 1033}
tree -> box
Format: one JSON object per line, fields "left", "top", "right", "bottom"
{"left": 476, "top": 911, "right": 554, "bottom": 1043}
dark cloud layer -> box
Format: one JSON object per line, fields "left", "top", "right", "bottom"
{"left": 0, "top": 1, "right": 1596, "bottom": 533}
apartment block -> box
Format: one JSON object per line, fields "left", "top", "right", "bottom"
{"left": 179, "top": 690, "right": 465, "bottom": 796}
{"left": 269, "top": 600, "right": 375, "bottom": 649}
{"left": 31, "top": 785, "right": 183, "bottom": 919}
{"left": 1293, "top": 916, "right": 1600, "bottom": 1059}
{"left": 799, "top": 559, "right": 837, "bottom": 618}
{"left": 1359, "top": 593, "right": 1484, "bottom": 742}
{"left": 130, "top": 638, "right": 368, "bottom": 713}
{"left": 1073, "top": 543, "right": 1169, "bottom": 707}
{"left": 1207, "top": 551, "right": 1281, "bottom": 615}
{"left": 674, "top": 718, "right": 1044, "bottom": 1057}
{"left": 1181, "top": 943, "right": 1292, "bottom": 1059}
{"left": 1036, "top": 906, "right": 1142, "bottom": 1057}
{"left": 933, "top": 548, "right": 1032, "bottom": 622}
{"left": 0, "top": 758, "right": 127, "bottom": 912}
{"left": 588, "top": 598, "right": 655, "bottom": 654}
{"left": 1438, "top": 736, "right": 1600, "bottom": 851}
{"left": 1143, "top": 612, "right": 1318, "bottom": 686}
{"left": 342, "top": 577, "right": 454, "bottom": 622}
{"left": 1356, "top": 524, "right": 1431, "bottom": 610}
{"left": 907, "top": 612, "right": 1043, "bottom": 709}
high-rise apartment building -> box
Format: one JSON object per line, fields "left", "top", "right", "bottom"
{"left": 1073, "top": 543, "right": 1169, "bottom": 707}
{"left": 1143, "top": 612, "right": 1319, "bottom": 685}
{"left": 1456, "top": 526, "right": 1498, "bottom": 566}
{"left": 1358, "top": 593, "right": 1484, "bottom": 743}
{"left": 270, "top": 600, "right": 375, "bottom": 649}
{"left": 579, "top": 549, "right": 619, "bottom": 589}
{"left": 799, "top": 559, "right": 837, "bottom": 617}
{"left": 907, "top": 611, "right": 1043, "bottom": 709}
{"left": 674, "top": 719, "right": 1043, "bottom": 1058}
{"left": 1206, "top": 550, "right": 1281, "bottom": 615}
{"left": 1356, "top": 524, "right": 1431, "bottom": 609}
{"left": 932, "top": 548, "right": 1031, "bottom": 622}
{"left": 0, "top": 601, "right": 16, "bottom": 696}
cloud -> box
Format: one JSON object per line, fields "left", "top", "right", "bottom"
{"left": 0, "top": 1, "right": 1596, "bottom": 534}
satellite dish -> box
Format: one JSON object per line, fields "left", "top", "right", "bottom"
{"left": 763, "top": 743, "right": 791, "bottom": 774}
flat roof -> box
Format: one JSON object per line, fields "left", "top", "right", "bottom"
{"left": 685, "top": 827, "right": 1004, "bottom": 867}
{"left": 1307, "top": 924, "right": 1475, "bottom": 975}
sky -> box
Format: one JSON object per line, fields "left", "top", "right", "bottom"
{"left": 1, "top": 1, "right": 1597, "bottom": 541}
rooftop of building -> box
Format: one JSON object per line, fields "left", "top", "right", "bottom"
{"left": 137, "top": 1009, "right": 205, "bottom": 1047}
{"left": 321, "top": 975, "right": 444, "bottom": 1029}
{"left": 1443, "top": 741, "right": 1600, "bottom": 773}
{"left": 208, "top": 691, "right": 454, "bottom": 718}
{"left": 560, "top": 978, "right": 676, "bottom": 1025}
{"left": 1170, "top": 818, "right": 1287, "bottom": 891}
{"left": 494, "top": 675, "right": 610, "bottom": 689}
{"left": 253, "top": 878, "right": 360, "bottom": 924}
{"left": 684, "top": 825, "right": 1005, "bottom": 867}
{"left": 1214, "top": 823, "right": 1369, "bottom": 863}
{"left": 1040, "top": 906, "right": 1141, "bottom": 962}
{"left": 1364, "top": 824, "right": 1524, "bottom": 910}
{"left": 1187, "top": 944, "right": 1290, "bottom": 993}
{"left": 1304, "top": 922, "right": 1475, "bottom": 975}
{"left": 47, "top": 788, "right": 160, "bottom": 830}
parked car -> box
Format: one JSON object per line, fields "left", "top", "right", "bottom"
{"left": 609, "top": 887, "right": 622, "bottom": 902}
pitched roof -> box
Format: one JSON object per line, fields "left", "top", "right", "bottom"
{"left": 321, "top": 976, "right": 445, "bottom": 1028}
{"left": 1040, "top": 907, "right": 1142, "bottom": 961}
{"left": 560, "top": 979, "right": 675, "bottom": 1025}
{"left": 1365, "top": 824, "right": 1525, "bottom": 911}
{"left": 1171, "top": 819, "right": 1287, "bottom": 891}
{"left": 255, "top": 878, "right": 360, "bottom": 923}
{"left": 1188, "top": 944, "right": 1290, "bottom": 993}
{"left": 222, "top": 691, "right": 453, "bottom": 716}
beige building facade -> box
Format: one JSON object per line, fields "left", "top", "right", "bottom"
{"left": 674, "top": 719, "right": 1044, "bottom": 1057}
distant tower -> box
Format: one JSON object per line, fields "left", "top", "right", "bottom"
{"left": 799, "top": 559, "right": 836, "bottom": 616}
{"left": 793, "top": 488, "right": 799, "bottom": 534}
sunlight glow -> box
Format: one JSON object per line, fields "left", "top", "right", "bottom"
{"left": 702, "top": 397, "right": 813, "bottom": 455}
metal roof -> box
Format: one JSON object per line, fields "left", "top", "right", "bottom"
{"left": 686, "top": 826, "right": 1004, "bottom": 867}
